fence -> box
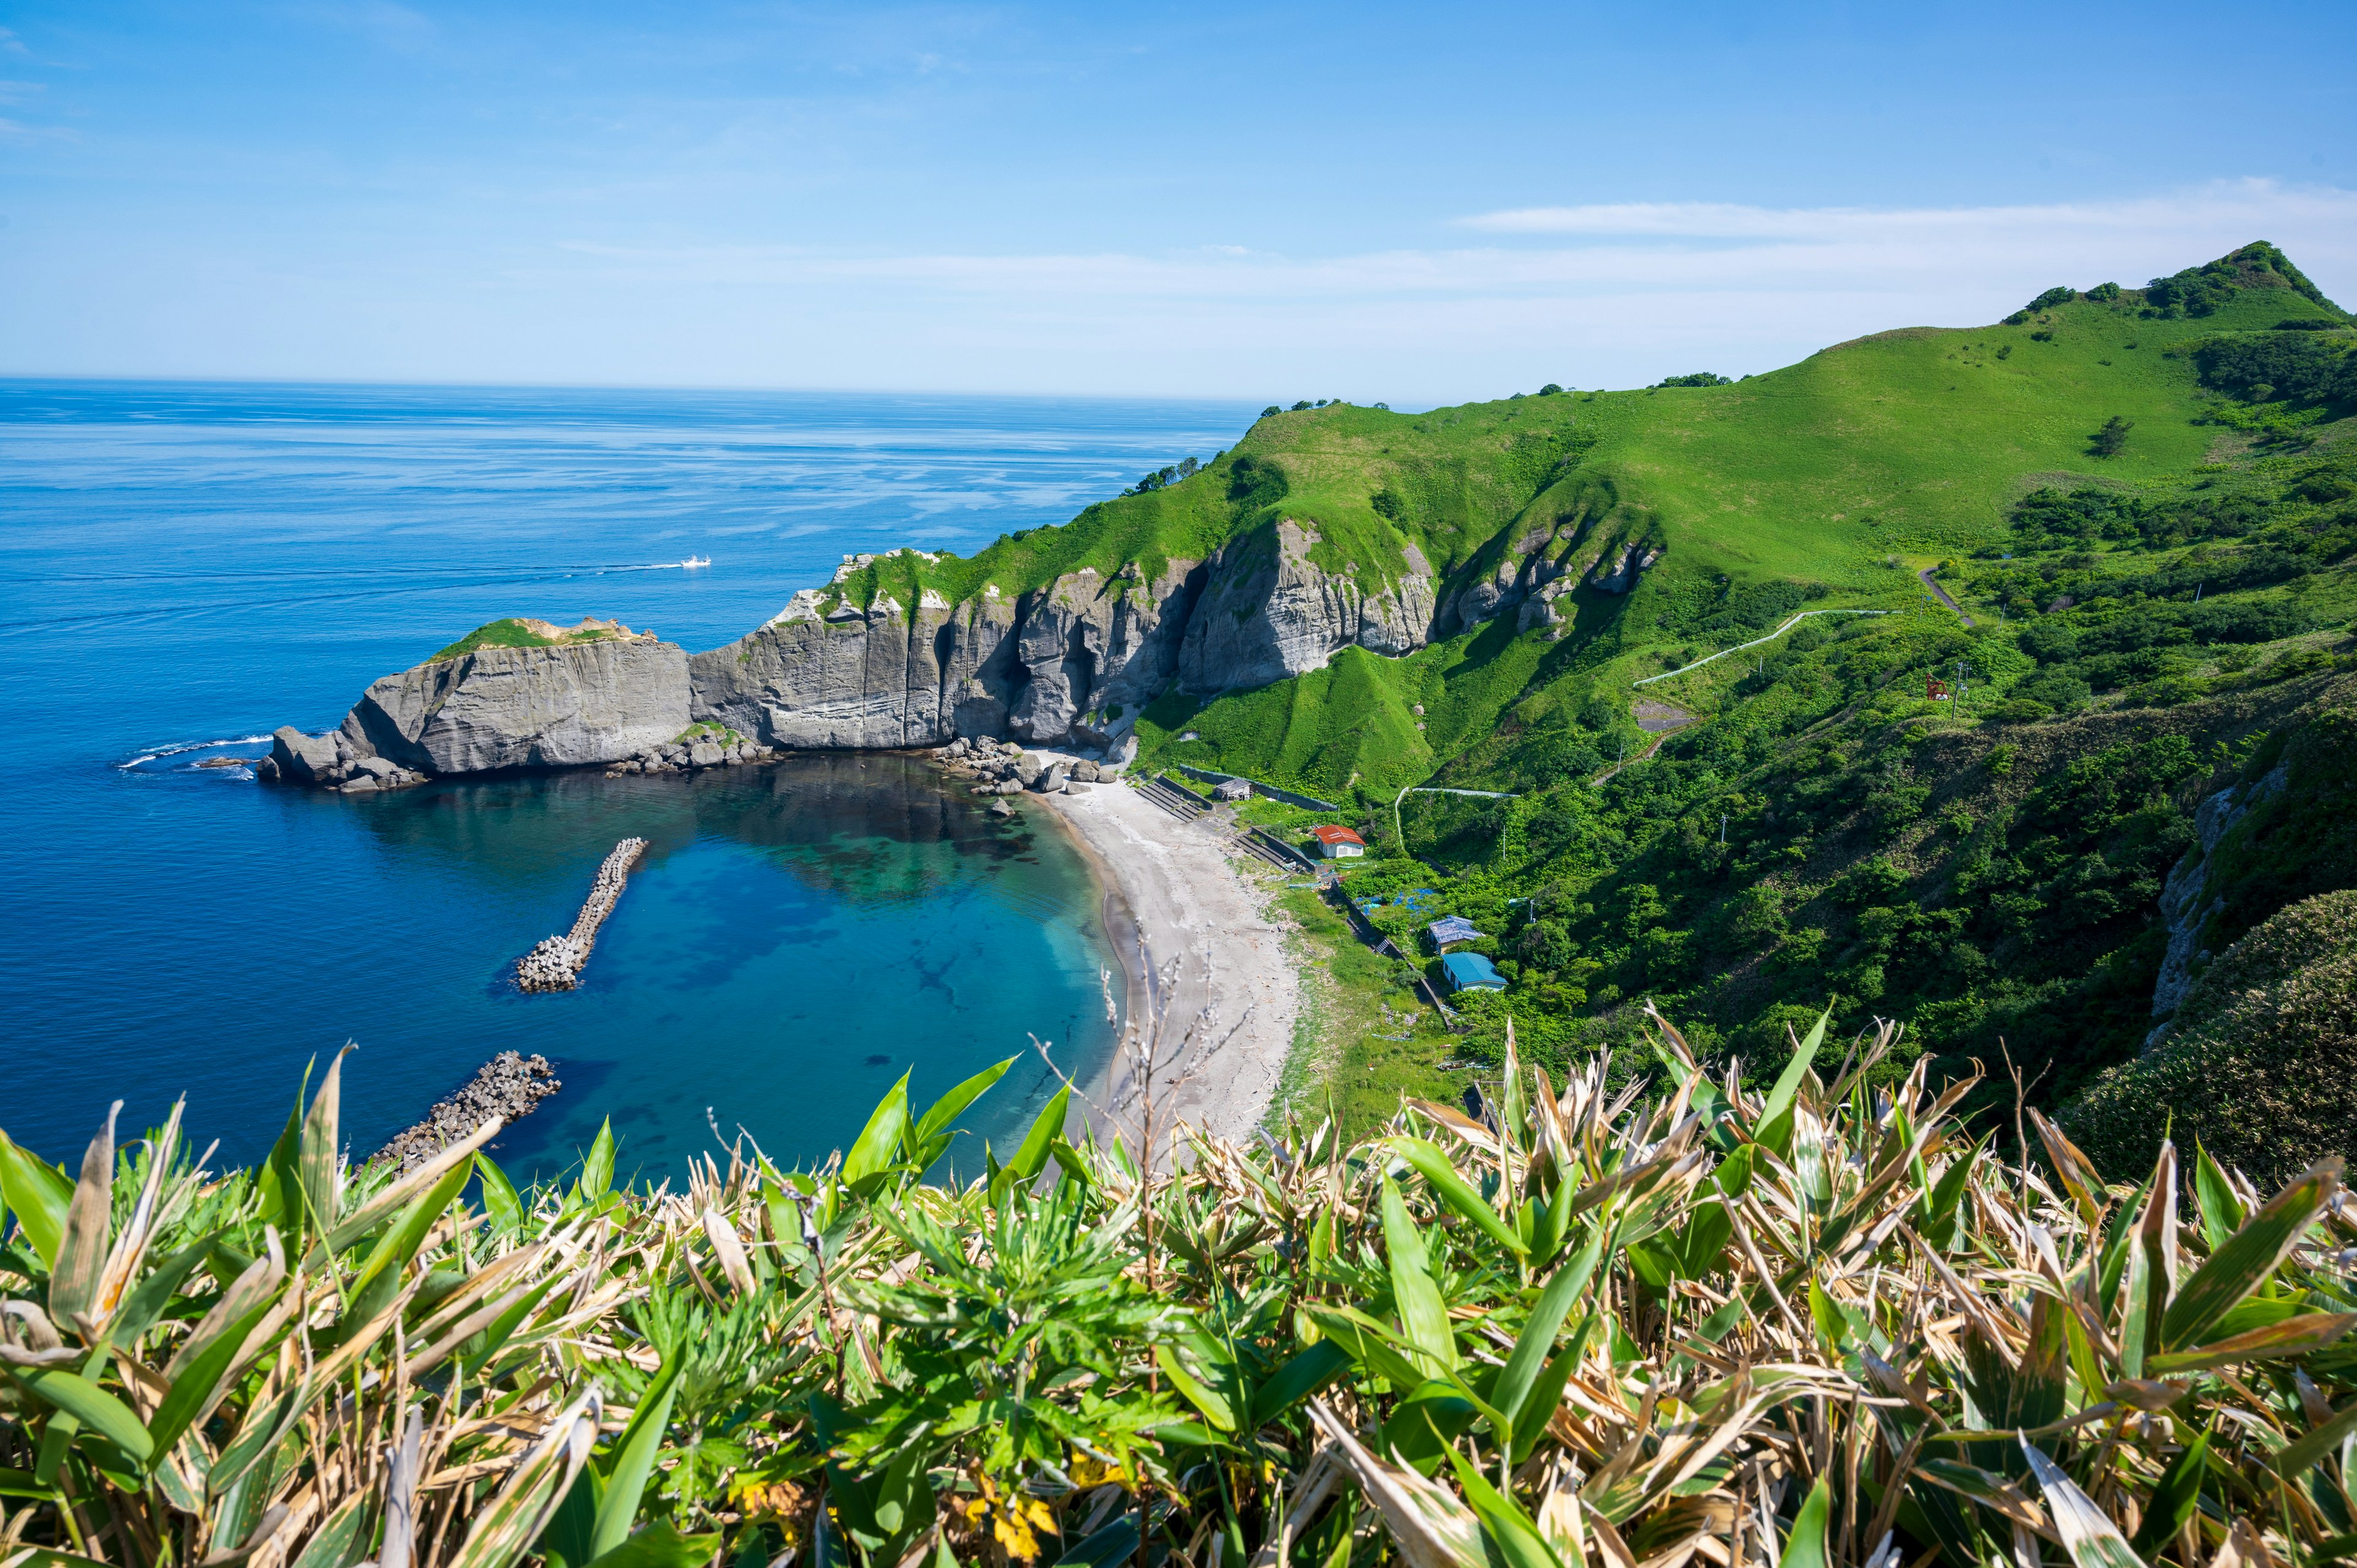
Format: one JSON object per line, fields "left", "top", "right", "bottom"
{"left": 1167, "top": 763, "right": 1341, "bottom": 814}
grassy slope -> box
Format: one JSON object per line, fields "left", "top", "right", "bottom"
{"left": 1138, "top": 279, "right": 2341, "bottom": 798}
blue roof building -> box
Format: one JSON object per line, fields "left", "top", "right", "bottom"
{"left": 1440, "top": 952, "right": 1506, "bottom": 993}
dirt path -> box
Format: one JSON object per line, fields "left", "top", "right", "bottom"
{"left": 1919, "top": 567, "right": 1975, "bottom": 627}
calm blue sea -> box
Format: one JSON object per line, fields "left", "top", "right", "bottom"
{"left": 0, "top": 380, "right": 1260, "bottom": 1184}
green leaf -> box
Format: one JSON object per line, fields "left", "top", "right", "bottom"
{"left": 1388, "top": 1137, "right": 1527, "bottom": 1256}
{"left": 2020, "top": 1437, "right": 2148, "bottom": 1568}
{"left": 1249, "top": 1341, "right": 1350, "bottom": 1427}
{"left": 0, "top": 1130, "right": 73, "bottom": 1265}
{"left": 1778, "top": 1478, "right": 1833, "bottom": 1568}
{"left": 910, "top": 1057, "right": 1015, "bottom": 1150}
{"left": 1155, "top": 1345, "right": 1236, "bottom": 1433}
{"left": 582, "top": 1523, "right": 726, "bottom": 1568}
{"left": 1444, "top": 1448, "right": 1563, "bottom": 1568}
{"left": 1754, "top": 1005, "right": 1830, "bottom": 1156}
{"left": 2148, "top": 1312, "right": 2357, "bottom": 1375}
{"left": 2274, "top": 1397, "right": 2357, "bottom": 1481}
{"left": 12, "top": 1369, "right": 154, "bottom": 1467}
{"left": 576, "top": 1121, "right": 617, "bottom": 1206}
{"left": 146, "top": 1297, "right": 276, "bottom": 1459}
{"left": 107, "top": 1241, "right": 211, "bottom": 1348}
{"left": 255, "top": 1067, "right": 311, "bottom": 1236}
{"left": 1053, "top": 1517, "right": 1142, "bottom": 1568}
{"left": 475, "top": 1154, "right": 526, "bottom": 1235}
{"left": 1511, "top": 1321, "right": 1593, "bottom": 1466}
{"left": 1496, "top": 1227, "right": 1605, "bottom": 1431}
{"left": 353, "top": 1156, "right": 473, "bottom": 1299}
{"left": 2161, "top": 1158, "right": 2340, "bottom": 1352}
{"left": 2193, "top": 1143, "right": 2245, "bottom": 1252}
{"left": 2131, "top": 1427, "right": 2208, "bottom": 1555}
{"left": 1382, "top": 1176, "right": 1457, "bottom": 1376}
{"left": 842, "top": 1073, "right": 912, "bottom": 1193}
{"left": 590, "top": 1361, "right": 683, "bottom": 1561}
{"left": 998, "top": 1086, "right": 1071, "bottom": 1195}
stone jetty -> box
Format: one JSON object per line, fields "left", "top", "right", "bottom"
{"left": 516, "top": 837, "right": 648, "bottom": 992}
{"left": 374, "top": 1051, "right": 561, "bottom": 1173}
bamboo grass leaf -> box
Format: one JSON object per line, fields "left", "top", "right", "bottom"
{"left": 2193, "top": 1143, "right": 2246, "bottom": 1253}
{"left": 45, "top": 1102, "right": 119, "bottom": 1332}
{"left": 475, "top": 1153, "right": 526, "bottom": 1235}
{"left": 592, "top": 1363, "right": 682, "bottom": 1559}
{"left": 299, "top": 1044, "right": 352, "bottom": 1233}
{"left": 0, "top": 1130, "right": 74, "bottom": 1270}
{"left": 13, "top": 1365, "right": 153, "bottom": 1468}
{"left": 1381, "top": 1176, "right": 1457, "bottom": 1375}
{"left": 2148, "top": 1312, "right": 2357, "bottom": 1375}
{"left": 910, "top": 1057, "right": 1016, "bottom": 1151}
{"left": 842, "top": 1074, "right": 912, "bottom": 1194}
{"left": 1156, "top": 1345, "right": 1237, "bottom": 1433}
{"left": 1250, "top": 1341, "right": 1351, "bottom": 1427}
{"left": 1497, "top": 1227, "right": 1606, "bottom": 1429}
{"left": 1444, "top": 1446, "right": 1565, "bottom": 1568}
{"left": 323, "top": 1115, "right": 505, "bottom": 1254}
{"left": 2161, "top": 1158, "right": 2342, "bottom": 1352}
{"left": 2130, "top": 1427, "right": 2208, "bottom": 1556}
{"left": 449, "top": 1389, "right": 602, "bottom": 1568}
{"left": 2272, "top": 1396, "right": 2357, "bottom": 1481}
{"left": 146, "top": 1295, "right": 277, "bottom": 1459}
{"left": 995, "top": 1085, "right": 1070, "bottom": 1198}
{"left": 1754, "top": 1005, "right": 1830, "bottom": 1155}
{"left": 1778, "top": 1478, "right": 1834, "bottom": 1568}
{"left": 2020, "top": 1437, "right": 2146, "bottom": 1568}
{"left": 1387, "top": 1137, "right": 1527, "bottom": 1255}
{"left": 1305, "top": 1401, "right": 1485, "bottom": 1568}
{"left": 576, "top": 1119, "right": 617, "bottom": 1207}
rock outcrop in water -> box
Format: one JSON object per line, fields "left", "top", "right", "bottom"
{"left": 266, "top": 506, "right": 1656, "bottom": 783}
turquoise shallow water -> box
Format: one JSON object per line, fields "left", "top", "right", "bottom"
{"left": 0, "top": 380, "right": 1259, "bottom": 1180}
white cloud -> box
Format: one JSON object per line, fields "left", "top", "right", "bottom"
{"left": 7, "top": 181, "right": 2354, "bottom": 400}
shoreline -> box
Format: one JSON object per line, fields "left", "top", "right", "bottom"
{"left": 1029, "top": 771, "right": 1302, "bottom": 1158}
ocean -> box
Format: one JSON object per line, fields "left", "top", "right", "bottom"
{"left": 0, "top": 379, "right": 1261, "bottom": 1184}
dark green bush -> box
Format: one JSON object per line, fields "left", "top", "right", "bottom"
{"left": 2064, "top": 889, "right": 2357, "bottom": 1183}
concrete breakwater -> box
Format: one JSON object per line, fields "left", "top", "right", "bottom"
{"left": 516, "top": 837, "right": 648, "bottom": 992}
{"left": 374, "top": 1050, "right": 560, "bottom": 1172}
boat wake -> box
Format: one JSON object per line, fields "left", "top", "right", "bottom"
{"left": 116, "top": 733, "right": 274, "bottom": 771}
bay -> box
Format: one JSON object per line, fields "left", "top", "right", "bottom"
{"left": 0, "top": 379, "right": 1260, "bottom": 1181}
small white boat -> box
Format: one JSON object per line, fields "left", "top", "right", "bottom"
{"left": 681, "top": 555, "right": 711, "bottom": 569}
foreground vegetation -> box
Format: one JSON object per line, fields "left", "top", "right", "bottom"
{"left": 10, "top": 1011, "right": 2357, "bottom": 1568}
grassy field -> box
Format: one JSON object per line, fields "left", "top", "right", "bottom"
{"left": 1262, "top": 881, "right": 1466, "bottom": 1141}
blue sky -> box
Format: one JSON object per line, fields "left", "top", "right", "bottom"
{"left": 3, "top": 1, "right": 2354, "bottom": 401}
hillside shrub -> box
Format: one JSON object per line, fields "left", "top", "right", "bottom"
{"left": 2065, "top": 889, "right": 2357, "bottom": 1182}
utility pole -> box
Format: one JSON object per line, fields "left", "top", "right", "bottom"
{"left": 1719, "top": 814, "right": 1727, "bottom": 845}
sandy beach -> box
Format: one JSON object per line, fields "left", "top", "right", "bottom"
{"left": 1038, "top": 775, "right": 1302, "bottom": 1156}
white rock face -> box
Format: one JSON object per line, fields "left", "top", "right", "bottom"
{"left": 342, "top": 637, "right": 692, "bottom": 773}
{"left": 1177, "top": 519, "right": 1436, "bottom": 693}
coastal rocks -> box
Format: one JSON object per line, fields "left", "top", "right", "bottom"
{"left": 690, "top": 590, "right": 1020, "bottom": 749}
{"left": 515, "top": 838, "right": 648, "bottom": 992}
{"left": 1177, "top": 519, "right": 1437, "bottom": 693}
{"left": 374, "top": 1051, "right": 561, "bottom": 1174}
{"left": 1006, "top": 562, "right": 1202, "bottom": 743}
{"left": 271, "top": 725, "right": 341, "bottom": 784}
{"left": 341, "top": 631, "right": 692, "bottom": 775}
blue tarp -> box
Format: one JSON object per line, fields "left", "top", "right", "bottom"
{"left": 1425, "top": 916, "right": 1487, "bottom": 947}
{"left": 1441, "top": 952, "right": 1506, "bottom": 992}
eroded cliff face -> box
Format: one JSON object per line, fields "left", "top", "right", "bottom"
{"left": 293, "top": 505, "right": 1624, "bottom": 778}
{"left": 1177, "top": 519, "right": 1436, "bottom": 693}
{"left": 688, "top": 587, "right": 1020, "bottom": 750}
{"left": 340, "top": 636, "right": 692, "bottom": 773}
{"left": 1436, "top": 512, "right": 1661, "bottom": 639}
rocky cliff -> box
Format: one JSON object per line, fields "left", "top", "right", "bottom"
{"left": 270, "top": 509, "right": 1655, "bottom": 784}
